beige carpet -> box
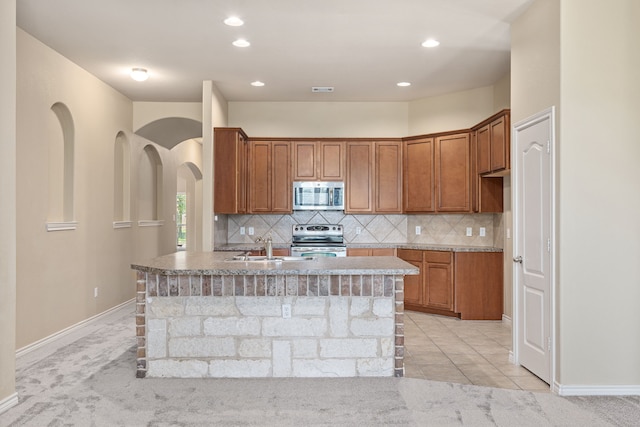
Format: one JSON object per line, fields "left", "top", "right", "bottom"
{"left": 2, "top": 304, "right": 637, "bottom": 426}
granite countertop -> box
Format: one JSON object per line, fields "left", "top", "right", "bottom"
{"left": 132, "top": 251, "right": 419, "bottom": 276}
{"left": 215, "top": 243, "right": 503, "bottom": 253}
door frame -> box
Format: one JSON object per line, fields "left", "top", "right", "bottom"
{"left": 511, "top": 106, "right": 557, "bottom": 390}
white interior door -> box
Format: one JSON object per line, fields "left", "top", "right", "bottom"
{"left": 513, "top": 108, "right": 554, "bottom": 384}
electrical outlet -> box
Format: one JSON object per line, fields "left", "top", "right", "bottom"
{"left": 356, "top": 227, "right": 362, "bottom": 235}
{"left": 248, "top": 227, "right": 254, "bottom": 235}
{"left": 415, "top": 226, "right": 421, "bottom": 235}
{"left": 94, "top": 287, "right": 98, "bottom": 298}
{"left": 479, "top": 227, "right": 486, "bottom": 237}
{"left": 240, "top": 227, "right": 245, "bottom": 235}
{"left": 282, "top": 304, "right": 292, "bottom": 319}
{"left": 466, "top": 227, "right": 473, "bottom": 237}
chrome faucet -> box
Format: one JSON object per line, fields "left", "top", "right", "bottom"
{"left": 255, "top": 233, "right": 274, "bottom": 260}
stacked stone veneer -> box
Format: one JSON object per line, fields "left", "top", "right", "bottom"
{"left": 135, "top": 272, "right": 405, "bottom": 378}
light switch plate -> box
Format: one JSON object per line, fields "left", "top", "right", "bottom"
{"left": 466, "top": 227, "right": 472, "bottom": 237}
{"left": 248, "top": 227, "right": 254, "bottom": 235}
{"left": 415, "top": 226, "right": 421, "bottom": 235}
{"left": 240, "top": 227, "right": 245, "bottom": 235}
{"left": 479, "top": 227, "right": 486, "bottom": 237}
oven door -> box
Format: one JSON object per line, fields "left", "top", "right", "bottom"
{"left": 290, "top": 246, "right": 347, "bottom": 258}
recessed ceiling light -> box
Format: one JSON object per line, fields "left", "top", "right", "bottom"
{"left": 251, "top": 81, "right": 265, "bottom": 87}
{"left": 422, "top": 39, "right": 440, "bottom": 48}
{"left": 232, "top": 39, "right": 250, "bottom": 47}
{"left": 130, "top": 68, "right": 149, "bottom": 82}
{"left": 224, "top": 17, "right": 244, "bottom": 26}
{"left": 397, "top": 82, "right": 411, "bottom": 87}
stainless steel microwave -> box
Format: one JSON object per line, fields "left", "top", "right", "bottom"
{"left": 293, "top": 181, "right": 344, "bottom": 211}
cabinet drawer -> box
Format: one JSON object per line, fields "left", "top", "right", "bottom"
{"left": 424, "top": 250, "right": 452, "bottom": 264}
{"left": 397, "top": 249, "right": 422, "bottom": 262}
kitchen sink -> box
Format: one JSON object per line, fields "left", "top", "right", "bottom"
{"left": 225, "top": 255, "right": 315, "bottom": 262}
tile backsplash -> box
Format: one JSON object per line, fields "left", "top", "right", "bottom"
{"left": 220, "top": 212, "right": 502, "bottom": 248}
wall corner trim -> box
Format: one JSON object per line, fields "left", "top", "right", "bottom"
{"left": 46, "top": 221, "right": 78, "bottom": 231}
{"left": 0, "top": 393, "right": 19, "bottom": 416}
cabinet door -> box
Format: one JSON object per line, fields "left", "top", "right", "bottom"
{"left": 249, "top": 141, "right": 271, "bottom": 213}
{"left": 271, "top": 141, "right": 292, "bottom": 213}
{"left": 345, "top": 142, "right": 373, "bottom": 213}
{"left": 293, "top": 141, "right": 317, "bottom": 180}
{"left": 371, "top": 248, "right": 396, "bottom": 256}
{"left": 423, "top": 251, "right": 454, "bottom": 311}
{"left": 319, "top": 141, "right": 344, "bottom": 181}
{"left": 347, "top": 248, "right": 370, "bottom": 256}
{"left": 476, "top": 125, "right": 491, "bottom": 175}
{"left": 214, "top": 128, "right": 248, "bottom": 214}
{"left": 490, "top": 115, "right": 509, "bottom": 172}
{"left": 435, "top": 133, "right": 471, "bottom": 212}
{"left": 403, "top": 138, "right": 435, "bottom": 213}
{"left": 375, "top": 141, "right": 402, "bottom": 213}
{"left": 250, "top": 141, "right": 291, "bottom": 213}
{"left": 397, "top": 249, "right": 423, "bottom": 306}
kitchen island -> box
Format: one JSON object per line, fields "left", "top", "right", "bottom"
{"left": 131, "top": 251, "right": 418, "bottom": 379}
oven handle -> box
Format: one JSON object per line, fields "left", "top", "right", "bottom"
{"left": 300, "top": 252, "right": 337, "bottom": 257}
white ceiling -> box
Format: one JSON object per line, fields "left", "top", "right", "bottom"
{"left": 16, "top": 0, "right": 534, "bottom": 103}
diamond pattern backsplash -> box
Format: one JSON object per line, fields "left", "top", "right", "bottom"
{"left": 226, "top": 212, "right": 501, "bottom": 247}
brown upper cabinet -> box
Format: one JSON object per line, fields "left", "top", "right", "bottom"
{"left": 403, "top": 132, "right": 471, "bottom": 213}
{"left": 248, "top": 140, "right": 292, "bottom": 213}
{"left": 213, "top": 127, "right": 248, "bottom": 214}
{"left": 345, "top": 140, "right": 402, "bottom": 214}
{"left": 435, "top": 132, "right": 471, "bottom": 212}
{"left": 403, "top": 138, "right": 435, "bottom": 212}
{"left": 474, "top": 110, "right": 510, "bottom": 175}
{"left": 293, "top": 141, "right": 345, "bottom": 181}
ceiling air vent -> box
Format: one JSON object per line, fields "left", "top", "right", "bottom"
{"left": 312, "top": 87, "right": 334, "bottom": 93}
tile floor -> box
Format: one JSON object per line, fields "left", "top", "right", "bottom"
{"left": 403, "top": 310, "right": 550, "bottom": 392}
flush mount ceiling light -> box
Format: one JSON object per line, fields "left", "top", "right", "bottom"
{"left": 130, "top": 68, "right": 149, "bottom": 81}
{"left": 251, "top": 81, "right": 265, "bottom": 87}
{"left": 224, "top": 16, "right": 244, "bottom": 26}
{"left": 397, "top": 82, "right": 411, "bottom": 87}
{"left": 422, "top": 39, "right": 440, "bottom": 48}
{"left": 232, "top": 39, "right": 250, "bottom": 47}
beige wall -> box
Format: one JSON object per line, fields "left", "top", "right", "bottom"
{"left": 0, "top": 0, "right": 17, "bottom": 408}
{"left": 557, "top": 0, "right": 640, "bottom": 387}
{"left": 513, "top": 0, "right": 640, "bottom": 389}
{"left": 204, "top": 81, "right": 229, "bottom": 250}
{"left": 229, "top": 102, "right": 408, "bottom": 137}
{"left": 493, "top": 74, "right": 511, "bottom": 111}
{"left": 15, "top": 29, "right": 201, "bottom": 349}
{"left": 408, "top": 86, "right": 496, "bottom": 135}
{"left": 133, "top": 102, "right": 202, "bottom": 132}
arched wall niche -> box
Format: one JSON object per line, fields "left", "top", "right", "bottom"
{"left": 47, "top": 102, "right": 76, "bottom": 231}
{"left": 138, "top": 144, "right": 163, "bottom": 221}
{"left": 113, "top": 131, "right": 131, "bottom": 225}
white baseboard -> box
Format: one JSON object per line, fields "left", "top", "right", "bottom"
{"left": 0, "top": 392, "right": 19, "bottom": 416}
{"left": 502, "top": 314, "right": 512, "bottom": 326}
{"left": 556, "top": 383, "right": 640, "bottom": 396}
{"left": 16, "top": 299, "right": 134, "bottom": 359}
{"left": 508, "top": 350, "right": 515, "bottom": 364}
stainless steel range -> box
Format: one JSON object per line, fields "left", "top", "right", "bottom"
{"left": 290, "top": 224, "right": 347, "bottom": 257}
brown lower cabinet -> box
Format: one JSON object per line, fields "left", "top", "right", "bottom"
{"left": 346, "top": 247, "right": 396, "bottom": 256}
{"left": 398, "top": 248, "right": 503, "bottom": 320}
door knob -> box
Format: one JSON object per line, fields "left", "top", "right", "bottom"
{"left": 513, "top": 256, "right": 523, "bottom": 263}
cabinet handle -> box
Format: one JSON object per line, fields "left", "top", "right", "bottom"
{"left": 513, "top": 256, "right": 523, "bottom": 263}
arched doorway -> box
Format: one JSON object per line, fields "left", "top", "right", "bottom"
{"left": 176, "top": 162, "right": 203, "bottom": 251}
